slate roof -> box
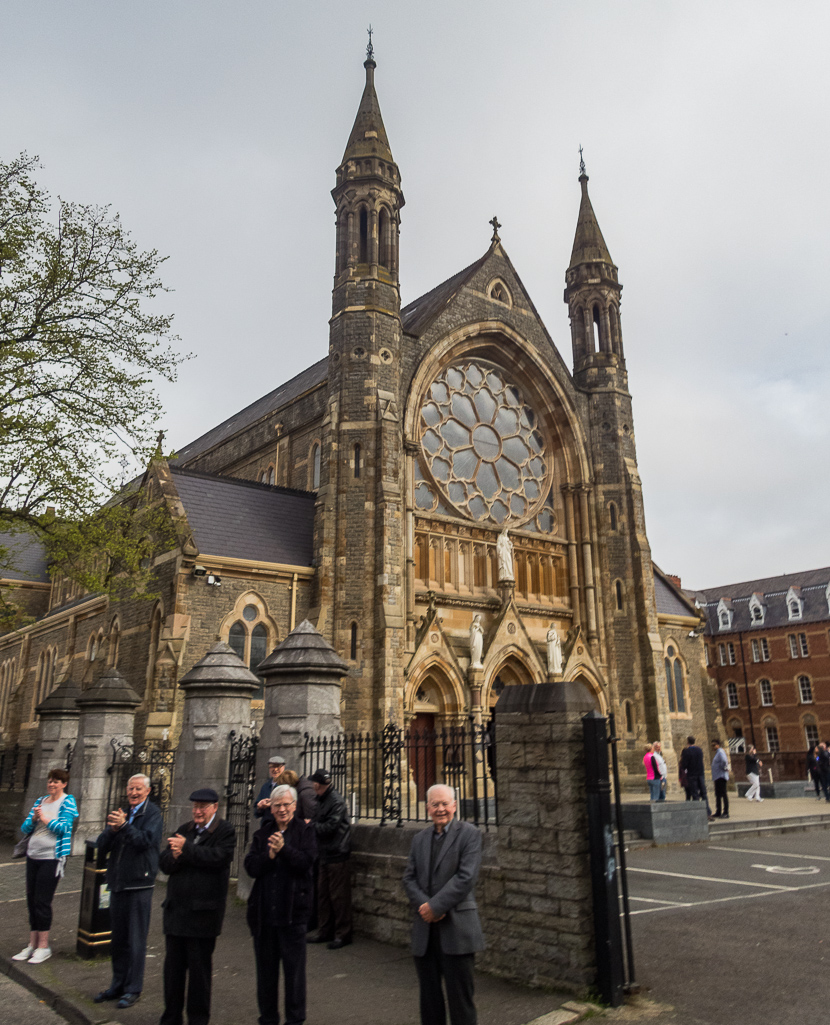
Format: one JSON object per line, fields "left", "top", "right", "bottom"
{"left": 174, "top": 357, "right": 328, "bottom": 465}
{"left": 0, "top": 529, "right": 50, "bottom": 583}
{"left": 401, "top": 251, "right": 491, "bottom": 337}
{"left": 171, "top": 468, "right": 315, "bottom": 566}
{"left": 569, "top": 175, "right": 614, "bottom": 268}
{"left": 694, "top": 567, "right": 830, "bottom": 634}
{"left": 653, "top": 570, "right": 696, "bottom": 618}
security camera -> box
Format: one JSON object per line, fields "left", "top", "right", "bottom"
{"left": 207, "top": 574, "right": 222, "bottom": 586}
{"left": 192, "top": 565, "right": 207, "bottom": 577}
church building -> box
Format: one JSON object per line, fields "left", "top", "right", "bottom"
{"left": 0, "top": 48, "right": 721, "bottom": 791}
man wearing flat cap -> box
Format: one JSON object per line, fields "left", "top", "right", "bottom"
{"left": 158, "top": 788, "right": 236, "bottom": 1025}
{"left": 254, "top": 755, "right": 286, "bottom": 821}
{"left": 307, "top": 768, "right": 353, "bottom": 949}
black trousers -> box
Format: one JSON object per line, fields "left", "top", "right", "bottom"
{"left": 109, "top": 888, "right": 153, "bottom": 994}
{"left": 25, "top": 857, "right": 60, "bottom": 931}
{"left": 687, "top": 774, "right": 712, "bottom": 814}
{"left": 317, "top": 860, "right": 352, "bottom": 941}
{"left": 414, "top": 924, "right": 477, "bottom": 1025}
{"left": 714, "top": 778, "right": 729, "bottom": 817}
{"left": 160, "top": 934, "right": 216, "bottom": 1025}
{"left": 253, "top": 923, "right": 307, "bottom": 1025}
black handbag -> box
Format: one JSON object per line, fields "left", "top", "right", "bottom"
{"left": 12, "top": 835, "right": 29, "bottom": 859}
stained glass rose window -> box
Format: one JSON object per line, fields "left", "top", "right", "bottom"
{"left": 417, "top": 361, "right": 551, "bottom": 526}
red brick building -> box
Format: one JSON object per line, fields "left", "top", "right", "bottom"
{"left": 696, "top": 568, "right": 830, "bottom": 761}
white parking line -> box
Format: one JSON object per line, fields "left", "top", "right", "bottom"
{"left": 710, "top": 845, "right": 830, "bottom": 862}
{"left": 0, "top": 889, "right": 81, "bottom": 904}
{"left": 629, "top": 879, "right": 830, "bottom": 914}
{"left": 630, "top": 896, "right": 690, "bottom": 906}
{"left": 627, "top": 867, "right": 791, "bottom": 890}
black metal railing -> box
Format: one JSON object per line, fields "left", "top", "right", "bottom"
{"left": 225, "top": 730, "right": 259, "bottom": 878}
{"left": 301, "top": 718, "right": 497, "bottom": 829}
{"left": 106, "top": 737, "right": 177, "bottom": 832}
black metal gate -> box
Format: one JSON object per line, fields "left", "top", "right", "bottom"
{"left": 225, "top": 730, "right": 259, "bottom": 878}
{"left": 106, "top": 738, "right": 176, "bottom": 833}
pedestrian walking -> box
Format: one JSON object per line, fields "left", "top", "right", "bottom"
{"left": 745, "top": 745, "right": 764, "bottom": 802}
{"left": 710, "top": 739, "right": 730, "bottom": 820}
{"left": 679, "top": 736, "right": 712, "bottom": 815}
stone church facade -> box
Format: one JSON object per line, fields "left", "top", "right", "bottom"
{"left": 0, "top": 52, "right": 721, "bottom": 796}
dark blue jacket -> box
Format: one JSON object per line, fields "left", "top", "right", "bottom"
{"left": 97, "top": 800, "right": 163, "bottom": 892}
{"left": 244, "top": 816, "right": 317, "bottom": 934}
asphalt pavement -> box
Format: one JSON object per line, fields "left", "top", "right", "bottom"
{"left": 627, "top": 830, "right": 830, "bottom": 1024}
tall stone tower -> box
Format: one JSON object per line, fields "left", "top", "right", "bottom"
{"left": 564, "top": 161, "right": 674, "bottom": 759}
{"left": 314, "top": 46, "right": 407, "bottom": 729}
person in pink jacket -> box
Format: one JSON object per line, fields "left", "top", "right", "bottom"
{"left": 643, "top": 744, "right": 661, "bottom": 801}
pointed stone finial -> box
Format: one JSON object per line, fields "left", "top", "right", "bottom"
{"left": 366, "top": 24, "right": 375, "bottom": 66}
{"left": 489, "top": 215, "right": 501, "bottom": 242}
{"left": 579, "top": 144, "right": 587, "bottom": 179}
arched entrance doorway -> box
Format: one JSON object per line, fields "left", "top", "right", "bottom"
{"left": 407, "top": 667, "right": 462, "bottom": 800}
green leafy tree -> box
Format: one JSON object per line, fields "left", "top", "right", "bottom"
{"left": 0, "top": 152, "right": 187, "bottom": 616}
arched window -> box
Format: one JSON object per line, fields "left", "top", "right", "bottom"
{"left": 609, "top": 305, "right": 620, "bottom": 353}
{"left": 798, "top": 675, "right": 813, "bottom": 704}
{"left": 268, "top": 466, "right": 275, "bottom": 486}
{"left": 804, "top": 715, "right": 819, "bottom": 749}
{"left": 226, "top": 603, "right": 274, "bottom": 701}
{"left": 228, "top": 622, "right": 246, "bottom": 662}
{"left": 764, "top": 719, "right": 780, "bottom": 753}
{"left": 664, "top": 655, "right": 676, "bottom": 712}
{"left": 726, "top": 681, "right": 739, "bottom": 708}
{"left": 358, "top": 207, "right": 369, "bottom": 264}
{"left": 615, "top": 580, "right": 624, "bottom": 611}
{"left": 609, "top": 502, "right": 617, "bottom": 532}
{"left": 311, "top": 443, "right": 321, "bottom": 489}
{"left": 378, "top": 208, "right": 390, "bottom": 268}
{"left": 350, "top": 622, "right": 358, "bottom": 661}
{"left": 624, "top": 700, "right": 634, "bottom": 733}
{"left": 354, "top": 443, "right": 361, "bottom": 479}
{"left": 591, "top": 306, "right": 601, "bottom": 353}
{"left": 109, "top": 618, "right": 121, "bottom": 667}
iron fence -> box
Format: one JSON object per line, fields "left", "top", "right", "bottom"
{"left": 301, "top": 718, "right": 497, "bottom": 829}
{"left": 0, "top": 744, "right": 33, "bottom": 791}
{"left": 225, "top": 730, "right": 259, "bottom": 878}
{"left": 106, "top": 737, "right": 177, "bottom": 832}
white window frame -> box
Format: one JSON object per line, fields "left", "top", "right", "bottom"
{"left": 799, "top": 632, "right": 809, "bottom": 658}
{"left": 786, "top": 586, "right": 803, "bottom": 621}
{"left": 798, "top": 676, "right": 813, "bottom": 704}
{"left": 760, "top": 637, "right": 770, "bottom": 661}
{"left": 726, "top": 681, "right": 739, "bottom": 708}
{"left": 717, "top": 598, "right": 733, "bottom": 631}
{"left": 751, "top": 639, "right": 760, "bottom": 663}
{"left": 749, "top": 594, "right": 765, "bottom": 625}
{"left": 759, "top": 679, "right": 773, "bottom": 706}
{"left": 789, "top": 634, "right": 799, "bottom": 659}
{"left": 765, "top": 724, "right": 780, "bottom": 753}
{"left": 718, "top": 643, "right": 726, "bottom": 666}
{"left": 727, "top": 642, "right": 737, "bottom": 665}
{"left": 806, "top": 723, "right": 820, "bottom": 748}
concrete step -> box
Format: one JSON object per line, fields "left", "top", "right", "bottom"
{"left": 709, "top": 814, "right": 830, "bottom": 841}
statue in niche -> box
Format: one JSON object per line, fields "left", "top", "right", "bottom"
{"left": 469, "top": 614, "right": 484, "bottom": 668}
{"left": 546, "top": 624, "right": 563, "bottom": 676}
{"left": 496, "top": 529, "right": 514, "bottom": 581}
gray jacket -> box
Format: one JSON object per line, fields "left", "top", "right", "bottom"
{"left": 712, "top": 746, "right": 730, "bottom": 781}
{"left": 402, "top": 817, "right": 486, "bottom": 957}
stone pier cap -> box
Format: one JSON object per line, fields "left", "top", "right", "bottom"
{"left": 494, "top": 679, "right": 598, "bottom": 715}
{"left": 178, "top": 641, "right": 260, "bottom": 694}
{"left": 75, "top": 667, "right": 141, "bottom": 711}
{"left": 257, "top": 619, "right": 349, "bottom": 681}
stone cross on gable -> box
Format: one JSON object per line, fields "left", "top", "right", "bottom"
{"left": 489, "top": 215, "right": 501, "bottom": 242}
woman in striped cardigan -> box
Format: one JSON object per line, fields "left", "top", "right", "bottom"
{"left": 12, "top": 767, "right": 79, "bottom": 965}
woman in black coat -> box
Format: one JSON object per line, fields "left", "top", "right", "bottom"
{"left": 245, "top": 784, "right": 318, "bottom": 1025}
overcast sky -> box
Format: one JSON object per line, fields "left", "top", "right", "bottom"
{"left": 3, "top": 2, "right": 828, "bottom": 591}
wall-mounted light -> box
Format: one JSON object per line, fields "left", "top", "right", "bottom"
{"left": 192, "top": 565, "right": 207, "bottom": 577}
{"left": 207, "top": 574, "right": 222, "bottom": 587}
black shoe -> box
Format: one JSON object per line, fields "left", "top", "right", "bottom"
{"left": 306, "top": 932, "right": 332, "bottom": 944}
{"left": 94, "top": 988, "right": 123, "bottom": 1003}
{"left": 721, "top": 814, "right": 729, "bottom": 819}
{"left": 117, "top": 993, "right": 141, "bottom": 1009}
{"left": 327, "top": 937, "right": 352, "bottom": 950}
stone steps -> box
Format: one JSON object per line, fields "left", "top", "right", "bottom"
{"left": 708, "top": 813, "right": 830, "bottom": 842}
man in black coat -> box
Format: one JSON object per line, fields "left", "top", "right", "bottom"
{"left": 94, "top": 774, "right": 163, "bottom": 1009}
{"left": 158, "top": 788, "right": 236, "bottom": 1025}
{"left": 245, "top": 784, "right": 317, "bottom": 1025}
{"left": 306, "top": 768, "right": 352, "bottom": 949}
{"left": 679, "top": 736, "right": 712, "bottom": 816}
{"left": 254, "top": 755, "right": 286, "bottom": 822}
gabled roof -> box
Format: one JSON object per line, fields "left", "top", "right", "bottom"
{"left": 653, "top": 565, "right": 698, "bottom": 618}
{"left": 694, "top": 566, "right": 830, "bottom": 634}
{"left": 0, "top": 528, "right": 50, "bottom": 583}
{"left": 170, "top": 467, "right": 315, "bottom": 567}
{"left": 174, "top": 357, "right": 328, "bottom": 465}
{"left": 401, "top": 251, "right": 492, "bottom": 337}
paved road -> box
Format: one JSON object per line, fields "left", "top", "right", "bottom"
{"left": 0, "top": 973, "right": 66, "bottom": 1025}
{"left": 627, "top": 832, "right": 830, "bottom": 1024}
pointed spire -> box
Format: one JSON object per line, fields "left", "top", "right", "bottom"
{"left": 568, "top": 155, "right": 613, "bottom": 269}
{"left": 342, "top": 39, "right": 394, "bottom": 164}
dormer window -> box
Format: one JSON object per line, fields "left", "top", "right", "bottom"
{"left": 717, "top": 598, "right": 733, "bottom": 631}
{"left": 786, "top": 586, "right": 803, "bottom": 621}
{"left": 749, "top": 593, "right": 765, "bottom": 626}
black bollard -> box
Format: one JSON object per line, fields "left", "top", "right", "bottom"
{"left": 76, "top": 839, "right": 111, "bottom": 958}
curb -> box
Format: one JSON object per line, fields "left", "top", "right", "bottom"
{"left": 0, "top": 957, "right": 94, "bottom": 1025}
{"left": 522, "top": 1000, "right": 600, "bottom": 1025}
{"left": 709, "top": 817, "right": 830, "bottom": 842}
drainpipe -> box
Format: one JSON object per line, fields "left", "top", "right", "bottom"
{"left": 737, "top": 631, "right": 757, "bottom": 748}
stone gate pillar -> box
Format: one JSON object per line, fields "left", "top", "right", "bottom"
{"left": 256, "top": 619, "right": 348, "bottom": 784}
{"left": 23, "top": 676, "right": 82, "bottom": 816}
{"left": 483, "top": 679, "right": 598, "bottom": 993}
{"left": 72, "top": 669, "right": 141, "bottom": 854}
{"left": 168, "top": 642, "right": 259, "bottom": 829}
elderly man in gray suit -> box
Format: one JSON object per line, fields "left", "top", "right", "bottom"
{"left": 403, "top": 783, "right": 485, "bottom": 1025}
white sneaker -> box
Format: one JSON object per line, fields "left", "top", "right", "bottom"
{"left": 11, "top": 946, "right": 34, "bottom": 961}
{"left": 28, "top": 948, "right": 51, "bottom": 964}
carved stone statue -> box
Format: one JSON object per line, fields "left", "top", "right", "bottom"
{"left": 546, "top": 624, "right": 563, "bottom": 676}
{"left": 496, "top": 529, "right": 514, "bottom": 581}
{"left": 469, "top": 614, "right": 484, "bottom": 668}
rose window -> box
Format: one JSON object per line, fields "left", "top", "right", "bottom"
{"left": 416, "top": 361, "right": 550, "bottom": 526}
